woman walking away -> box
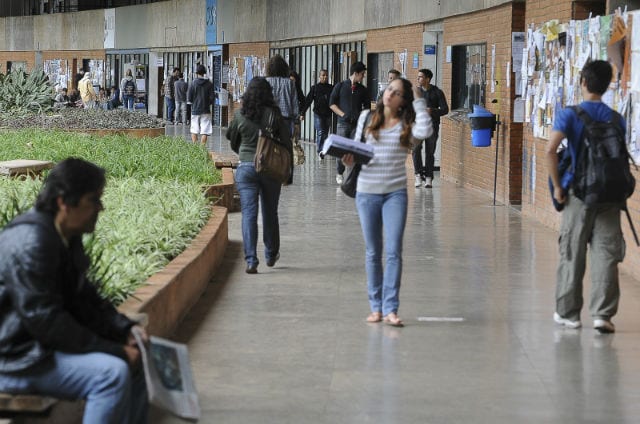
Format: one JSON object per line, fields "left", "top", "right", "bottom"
{"left": 266, "top": 55, "right": 299, "bottom": 136}
{"left": 226, "top": 77, "right": 293, "bottom": 274}
{"left": 342, "top": 78, "right": 432, "bottom": 326}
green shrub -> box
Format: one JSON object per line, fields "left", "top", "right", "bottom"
{"left": 0, "top": 69, "right": 54, "bottom": 116}
{"left": 0, "top": 131, "right": 221, "bottom": 304}
{"left": 0, "top": 130, "right": 220, "bottom": 185}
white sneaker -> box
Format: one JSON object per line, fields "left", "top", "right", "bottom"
{"left": 553, "top": 312, "right": 582, "bottom": 329}
{"left": 594, "top": 319, "right": 615, "bottom": 334}
{"left": 414, "top": 175, "right": 422, "bottom": 187}
{"left": 336, "top": 174, "right": 344, "bottom": 184}
{"left": 424, "top": 177, "right": 433, "bottom": 188}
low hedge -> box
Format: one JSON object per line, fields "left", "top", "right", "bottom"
{"left": 0, "top": 130, "right": 222, "bottom": 304}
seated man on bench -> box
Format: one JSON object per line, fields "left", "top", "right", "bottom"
{"left": 0, "top": 158, "right": 149, "bottom": 423}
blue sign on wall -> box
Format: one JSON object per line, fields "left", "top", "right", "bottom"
{"left": 206, "top": 0, "right": 217, "bottom": 45}
{"left": 424, "top": 45, "right": 436, "bottom": 55}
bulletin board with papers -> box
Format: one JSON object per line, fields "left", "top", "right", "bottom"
{"left": 229, "top": 55, "right": 266, "bottom": 102}
{"left": 523, "top": 9, "right": 640, "bottom": 162}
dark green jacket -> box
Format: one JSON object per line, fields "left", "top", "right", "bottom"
{"left": 226, "top": 107, "right": 294, "bottom": 183}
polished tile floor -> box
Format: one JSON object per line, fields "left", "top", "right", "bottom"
{"left": 155, "top": 126, "right": 640, "bottom": 423}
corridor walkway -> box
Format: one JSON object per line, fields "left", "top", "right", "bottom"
{"left": 156, "top": 126, "right": 640, "bottom": 423}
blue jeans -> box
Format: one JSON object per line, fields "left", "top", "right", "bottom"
{"left": 123, "top": 95, "right": 135, "bottom": 110}
{"left": 165, "top": 96, "right": 175, "bottom": 122}
{"left": 175, "top": 101, "right": 187, "bottom": 124}
{"left": 314, "top": 114, "right": 331, "bottom": 153}
{"left": 336, "top": 121, "right": 356, "bottom": 175}
{"left": 235, "top": 162, "right": 283, "bottom": 267}
{"left": 0, "top": 351, "right": 148, "bottom": 424}
{"left": 356, "top": 189, "right": 408, "bottom": 316}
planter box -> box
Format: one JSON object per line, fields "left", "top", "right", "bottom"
{"left": 205, "top": 167, "right": 237, "bottom": 212}
{"left": 118, "top": 205, "right": 228, "bottom": 337}
{"left": 65, "top": 127, "right": 165, "bottom": 138}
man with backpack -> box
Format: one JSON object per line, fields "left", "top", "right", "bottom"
{"left": 546, "top": 60, "right": 634, "bottom": 334}
{"left": 119, "top": 69, "right": 137, "bottom": 111}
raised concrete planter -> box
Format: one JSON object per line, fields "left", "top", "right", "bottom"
{"left": 65, "top": 127, "right": 165, "bottom": 138}
{"left": 205, "top": 167, "right": 238, "bottom": 212}
{"left": 118, "top": 205, "right": 228, "bottom": 337}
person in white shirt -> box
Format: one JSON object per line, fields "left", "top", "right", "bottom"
{"left": 342, "top": 78, "right": 432, "bottom": 327}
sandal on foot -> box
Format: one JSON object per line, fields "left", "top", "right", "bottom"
{"left": 383, "top": 313, "right": 404, "bottom": 327}
{"left": 366, "top": 312, "right": 382, "bottom": 323}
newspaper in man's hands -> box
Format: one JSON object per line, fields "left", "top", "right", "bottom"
{"left": 132, "top": 327, "right": 201, "bottom": 421}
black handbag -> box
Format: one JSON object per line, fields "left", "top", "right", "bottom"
{"left": 340, "top": 112, "right": 371, "bottom": 198}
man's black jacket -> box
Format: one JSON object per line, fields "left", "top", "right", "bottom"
{"left": 0, "top": 209, "right": 134, "bottom": 372}
{"left": 421, "top": 84, "right": 449, "bottom": 128}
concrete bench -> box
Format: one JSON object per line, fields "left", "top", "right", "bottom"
{"left": 0, "top": 393, "right": 57, "bottom": 419}
{"left": 0, "top": 160, "right": 54, "bottom": 178}
{"left": 209, "top": 152, "right": 239, "bottom": 169}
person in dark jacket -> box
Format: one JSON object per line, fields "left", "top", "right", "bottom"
{"left": 187, "top": 64, "right": 215, "bottom": 145}
{"left": 329, "top": 61, "right": 371, "bottom": 184}
{"left": 163, "top": 67, "right": 179, "bottom": 123}
{"left": 0, "top": 158, "right": 148, "bottom": 424}
{"left": 412, "top": 68, "right": 449, "bottom": 188}
{"left": 174, "top": 72, "right": 188, "bottom": 125}
{"left": 226, "top": 77, "right": 293, "bottom": 274}
{"left": 302, "top": 69, "right": 334, "bottom": 155}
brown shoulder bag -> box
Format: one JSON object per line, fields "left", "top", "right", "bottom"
{"left": 254, "top": 109, "right": 292, "bottom": 184}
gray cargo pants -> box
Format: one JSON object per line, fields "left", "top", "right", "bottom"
{"left": 555, "top": 192, "right": 625, "bottom": 321}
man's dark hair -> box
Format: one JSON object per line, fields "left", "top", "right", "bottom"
{"left": 388, "top": 69, "right": 401, "bottom": 77}
{"left": 35, "top": 158, "right": 106, "bottom": 215}
{"left": 267, "top": 55, "right": 290, "bottom": 78}
{"left": 580, "top": 60, "right": 612, "bottom": 95}
{"left": 419, "top": 69, "right": 433, "bottom": 80}
{"left": 172, "top": 67, "right": 180, "bottom": 73}
{"left": 196, "top": 64, "right": 206, "bottom": 76}
{"left": 241, "top": 77, "right": 280, "bottom": 122}
{"left": 350, "top": 61, "right": 366, "bottom": 75}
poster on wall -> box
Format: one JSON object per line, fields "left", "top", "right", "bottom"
{"left": 44, "top": 59, "right": 69, "bottom": 89}
{"left": 87, "top": 60, "right": 105, "bottom": 88}
{"left": 135, "top": 64, "right": 146, "bottom": 92}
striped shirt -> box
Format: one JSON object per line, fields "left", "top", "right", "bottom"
{"left": 355, "top": 98, "right": 432, "bottom": 194}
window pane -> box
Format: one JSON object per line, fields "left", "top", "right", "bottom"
{"left": 451, "top": 43, "right": 486, "bottom": 110}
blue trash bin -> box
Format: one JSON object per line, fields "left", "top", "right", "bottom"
{"left": 468, "top": 105, "right": 496, "bottom": 147}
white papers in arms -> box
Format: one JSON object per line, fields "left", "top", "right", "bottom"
{"left": 321, "top": 134, "right": 374, "bottom": 164}
{"left": 133, "top": 328, "right": 201, "bottom": 420}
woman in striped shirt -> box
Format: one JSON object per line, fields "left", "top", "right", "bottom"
{"left": 342, "top": 78, "right": 432, "bottom": 327}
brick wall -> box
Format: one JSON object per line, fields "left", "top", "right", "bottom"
{"left": 521, "top": 0, "right": 640, "bottom": 281}
{"left": 227, "top": 42, "right": 270, "bottom": 124}
{"left": 42, "top": 50, "right": 106, "bottom": 90}
{"left": 440, "top": 3, "right": 525, "bottom": 205}
{"left": 366, "top": 23, "right": 424, "bottom": 84}
{"left": 0, "top": 50, "right": 107, "bottom": 90}
{"left": 0, "top": 52, "right": 36, "bottom": 73}
{"left": 521, "top": 0, "right": 597, "bottom": 229}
